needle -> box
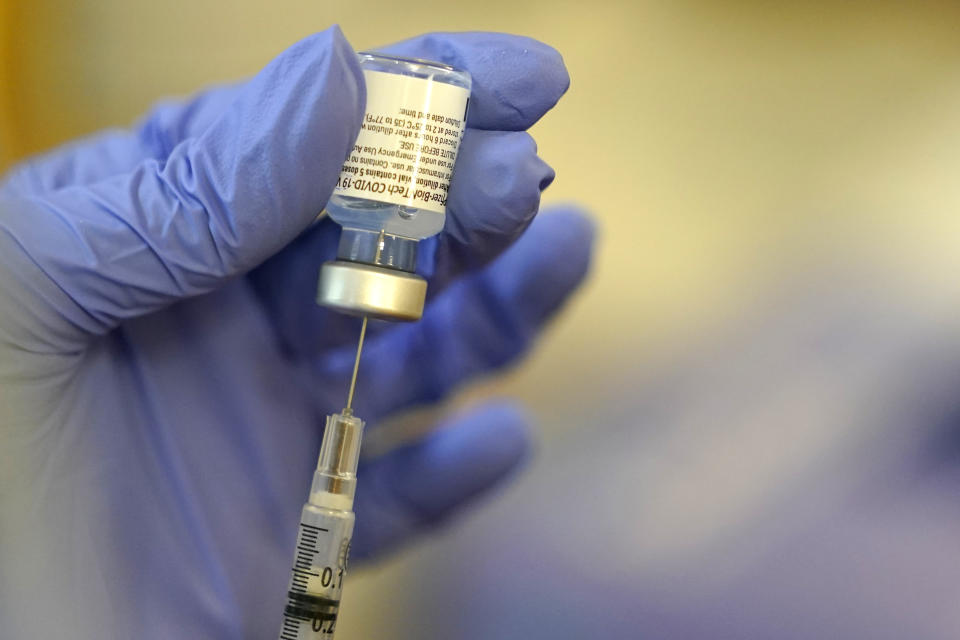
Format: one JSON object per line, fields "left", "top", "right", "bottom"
{"left": 344, "top": 316, "right": 367, "bottom": 414}
{"left": 343, "top": 229, "right": 385, "bottom": 415}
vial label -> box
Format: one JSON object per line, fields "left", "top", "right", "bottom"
{"left": 334, "top": 69, "right": 470, "bottom": 214}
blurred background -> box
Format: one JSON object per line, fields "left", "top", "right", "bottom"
{"left": 5, "top": 1, "right": 960, "bottom": 637}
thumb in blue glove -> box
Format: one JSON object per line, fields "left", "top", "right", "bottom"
{"left": 0, "top": 28, "right": 362, "bottom": 348}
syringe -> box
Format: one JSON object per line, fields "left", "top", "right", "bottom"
{"left": 280, "top": 51, "right": 471, "bottom": 639}
{"left": 278, "top": 324, "right": 368, "bottom": 639}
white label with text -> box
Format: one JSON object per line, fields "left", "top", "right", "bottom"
{"left": 334, "top": 70, "right": 470, "bottom": 214}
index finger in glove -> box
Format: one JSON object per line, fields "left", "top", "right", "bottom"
{"left": 378, "top": 32, "right": 569, "bottom": 131}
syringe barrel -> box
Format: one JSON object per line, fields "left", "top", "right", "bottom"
{"left": 279, "top": 504, "right": 355, "bottom": 639}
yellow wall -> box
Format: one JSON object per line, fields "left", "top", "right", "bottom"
{"left": 0, "top": 1, "right": 14, "bottom": 168}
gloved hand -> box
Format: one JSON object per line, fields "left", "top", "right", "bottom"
{"left": 0, "top": 26, "right": 594, "bottom": 639}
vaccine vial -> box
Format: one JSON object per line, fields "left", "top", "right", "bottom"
{"left": 317, "top": 53, "right": 472, "bottom": 321}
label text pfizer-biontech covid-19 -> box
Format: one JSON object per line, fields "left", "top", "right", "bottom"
{"left": 333, "top": 70, "right": 470, "bottom": 214}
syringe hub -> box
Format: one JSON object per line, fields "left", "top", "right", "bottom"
{"left": 310, "top": 411, "right": 365, "bottom": 511}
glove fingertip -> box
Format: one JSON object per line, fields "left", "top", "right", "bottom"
{"left": 490, "top": 206, "right": 597, "bottom": 314}
{"left": 442, "top": 130, "right": 555, "bottom": 268}
{"left": 469, "top": 33, "right": 570, "bottom": 130}
{"left": 380, "top": 32, "right": 569, "bottom": 130}
{"left": 520, "top": 37, "right": 570, "bottom": 122}
{"left": 448, "top": 401, "right": 535, "bottom": 474}
{"left": 535, "top": 204, "right": 598, "bottom": 266}
{"left": 391, "top": 402, "right": 534, "bottom": 520}
{"left": 349, "top": 402, "right": 534, "bottom": 561}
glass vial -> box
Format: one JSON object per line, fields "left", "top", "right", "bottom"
{"left": 317, "top": 53, "right": 472, "bottom": 321}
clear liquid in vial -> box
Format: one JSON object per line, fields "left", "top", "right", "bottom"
{"left": 325, "top": 194, "right": 445, "bottom": 239}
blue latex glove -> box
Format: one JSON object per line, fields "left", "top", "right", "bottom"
{"left": 0, "top": 27, "right": 594, "bottom": 639}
